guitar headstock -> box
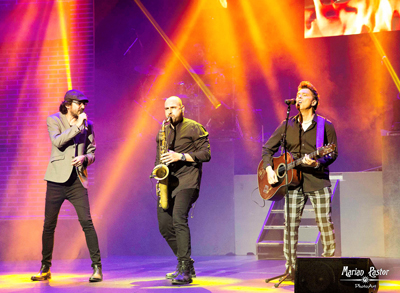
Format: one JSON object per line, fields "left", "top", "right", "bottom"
{"left": 317, "top": 143, "right": 336, "bottom": 157}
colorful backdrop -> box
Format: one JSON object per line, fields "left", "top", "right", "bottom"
{"left": 0, "top": 0, "right": 399, "bottom": 259}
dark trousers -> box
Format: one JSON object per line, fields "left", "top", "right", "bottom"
{"left": 42, "top": 170, "right": 101, "bottom": 268}
{"left": 157, "top": 188, "right": 199, "bottom": 262}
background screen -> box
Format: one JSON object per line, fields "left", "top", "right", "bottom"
{"left": 305, "top": 0, "right": 400, "bottom": 38}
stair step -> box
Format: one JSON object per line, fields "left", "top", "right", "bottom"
{"left": 271, "top": 209, "right": 314, "bottom": 213}
{"left": 257, "top": 241, "right": 319, "bottom": 259}
{"left": 258, "top": 241, "right": 316, "bottom": 246}
{"left": 264, "top": 225, "right": 318, "bottom": 230}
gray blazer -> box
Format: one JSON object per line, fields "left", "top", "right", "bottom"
{"left": 44, "top": 112, "right": 96, "bottom": 189}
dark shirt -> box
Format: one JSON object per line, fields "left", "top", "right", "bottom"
{"left": 262, "top": 114, "right": 338, "bottom": 193}
{"left": 155, "top": 117, "right": 211, "bottom": 197}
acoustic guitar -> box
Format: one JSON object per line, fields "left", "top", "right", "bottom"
{"left": 257, "top": 144, "right": 336, "bottom": 201}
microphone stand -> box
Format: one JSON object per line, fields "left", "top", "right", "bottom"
{"left": 265, "top": 103, "right": 293, "bottom": 288}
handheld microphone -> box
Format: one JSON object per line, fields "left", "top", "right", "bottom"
{"left": 285, "top": 99, "right": 296, "bottom": 105}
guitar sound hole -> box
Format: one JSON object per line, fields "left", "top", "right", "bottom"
{"left": 277, "top": 164, "right": 286, "bottom": 178}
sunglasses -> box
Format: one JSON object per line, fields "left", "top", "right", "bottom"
{"left": 72, "top": 100, "right": 88, "bottom": 107}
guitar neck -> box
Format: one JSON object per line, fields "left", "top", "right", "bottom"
{"left": 288, "top": 150, "right": 320, "bottom": 170}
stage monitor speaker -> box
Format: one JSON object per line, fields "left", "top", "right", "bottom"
{"left": 295, "top": 257, "right": 379, "bottom": 293}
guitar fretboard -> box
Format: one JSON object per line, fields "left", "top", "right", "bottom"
{"left": 287, "top": 149, "right": 327, "bottom": 170}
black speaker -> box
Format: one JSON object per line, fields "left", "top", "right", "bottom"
{"left": 295, "top": 257, "right": 379, "bottom": 293}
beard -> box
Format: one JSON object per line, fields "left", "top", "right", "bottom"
{"left": 170, "top": 113, "right": 183, "bottom": 124}
{"left": 70, "top": 108, "right": 83, "bottom": 119}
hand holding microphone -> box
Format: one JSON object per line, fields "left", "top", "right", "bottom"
{"left": 77, "top": 113, "right": 88, "bottom": 129}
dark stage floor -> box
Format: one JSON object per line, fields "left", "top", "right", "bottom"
{"left": 0, "top": 255, "right": 399, "bottom": 292}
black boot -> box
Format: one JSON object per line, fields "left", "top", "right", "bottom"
{"left": 166, "top": 259, "right": 196, "bottom": 279}
{"left": 189, "top": 259, "right": 196, "bottom": 278}
{"left": 166, "top": 262, "right": 180, "bottom": 279}
{"left": 31, "top": 264, "right": 51, "bottom": 281}
{"left": 89, "top": 265, "right": 103, "bottom": 282}
{"left": 171, "top": 261, "right": 192, "bottom": 285}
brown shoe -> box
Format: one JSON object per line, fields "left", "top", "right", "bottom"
{"left": 31, "top": 265, "right": 51, "bottom": 281}
{"left": 89, "top": 265, "right": 103, "bottom": 282}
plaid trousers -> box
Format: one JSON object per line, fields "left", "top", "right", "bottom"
{"left": 283, "top": 187, "right": 335, "bottom": 270}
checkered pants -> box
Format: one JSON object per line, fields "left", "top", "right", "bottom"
{"left": 283, "top": 187, "right": 335, "bottom": 270}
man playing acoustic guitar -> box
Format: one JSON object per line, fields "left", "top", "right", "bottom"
{"left": 262, "top": 81, "right": 338, "bottom": 279}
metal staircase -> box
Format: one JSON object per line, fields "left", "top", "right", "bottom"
{"left": 256, "top": 179, "right": 340, "bottom": 260}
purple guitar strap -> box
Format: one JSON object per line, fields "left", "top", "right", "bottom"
{"left": 316, "top": 115, "right": 325, "bottom": 149}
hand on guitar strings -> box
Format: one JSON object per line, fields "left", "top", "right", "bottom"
{"left": 302, "top": 154, "right": 319, "bottom": 168}
{"left": 265, "top": 166, "right": 279, "bottom": 185}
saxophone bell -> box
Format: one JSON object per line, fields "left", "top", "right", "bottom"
{"left": 151, "top": 164, "right": 169, "bottom": 180}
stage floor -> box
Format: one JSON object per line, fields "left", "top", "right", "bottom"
{"left": 0, "top": 255, "right": 399, "bottom": 292}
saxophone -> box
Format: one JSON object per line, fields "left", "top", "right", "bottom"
{"left": 151, "top": 117, "right": 171, "bottom": 209}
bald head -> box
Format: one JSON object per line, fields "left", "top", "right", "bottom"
{"left": 165, "top": 96, "right": 182, "bottom": 107}
{"left": 165, "top": 96, "right": 184, "bottom": 124}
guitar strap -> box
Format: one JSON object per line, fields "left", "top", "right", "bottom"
{"left": 316, "top": 115, "right": 325, "bottom": 149}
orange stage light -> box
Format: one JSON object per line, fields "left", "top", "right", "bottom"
{"left": 57, "top": 0, "right": 73, "bottom": 90}
{"left": 134, "top": 0, "right": 220, "bottom": 109}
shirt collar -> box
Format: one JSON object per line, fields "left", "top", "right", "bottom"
{"left": 169, "top": 117, "right": 184, "bottom": 130}
{"left": 294, "top": 113, "right": 317, "bottom": 125}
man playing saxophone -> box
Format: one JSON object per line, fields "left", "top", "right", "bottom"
{"left": 155, "top": 96, "right": 211, "bottom": 285}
